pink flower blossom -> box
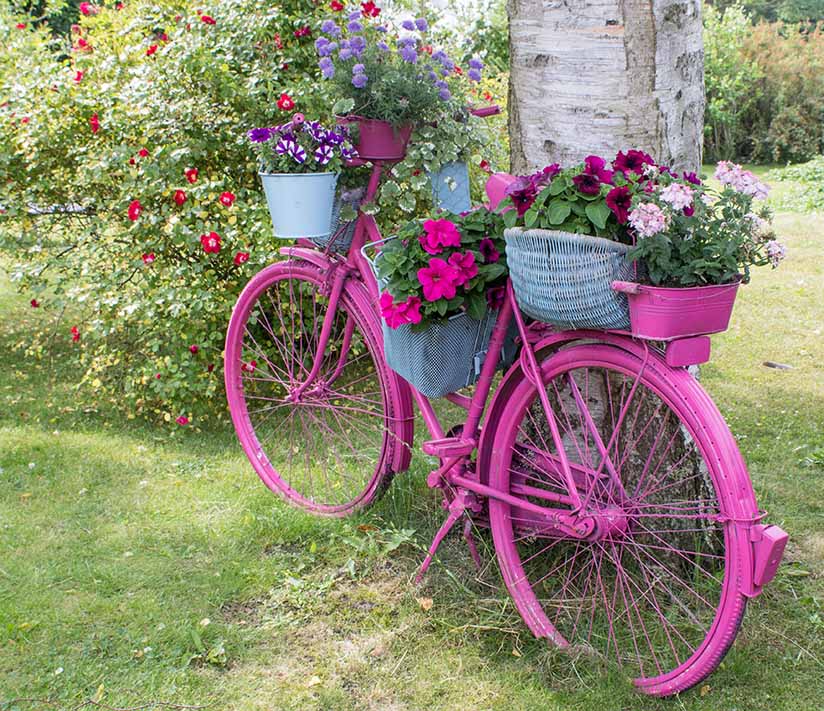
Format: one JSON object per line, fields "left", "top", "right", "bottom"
{"left": 447, "top": 251, "right": 478, "bottom": 287}
{"left": 379, "top": 293, "right": 422, "bottom": 329}
{"left": 417, "top": 258, "right": 460, "bottom": 301}
{"left": 659, "top": 183, "right": 694, "bottom": 211}
{"left": 176, "top": 415, "right": 189, "bottom": 425}
{"left": 419, "top": 218, "right": 461, "bottom": 254}
{"left": 127, "top": 199, "right": 142, "bottom": 221}
{"left": 714, "top": 161, "right": 770, "bottom": 199}
{"left": 142, "top": 252, "right": 156, "bottom": 264}
{"left": 766, "top": 240, "right": 786, "bottom": 267}
{"left": 189, "top": 344, "right": 199, "bottom": 354}
{"left": 79, "top": 2, "right": 99, "bottom": 16}
{"left": 628, "top": 202, "right": 669, "bottom": 238}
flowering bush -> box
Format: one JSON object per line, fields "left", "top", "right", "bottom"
{"left": 502, "top": 152, "right": 785, "bottom": 287}
{"left": 248, "top": 114, "right": 357, "bottom": 174}
{"left": 316, "top": 4, "right": 483, "bottom": 127}
{"left": 374, "top": 208, "right": 507, "bottom": 329}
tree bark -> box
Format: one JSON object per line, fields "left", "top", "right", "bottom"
{"left": 508, "top": 0, "right": 705, "bottom": 173}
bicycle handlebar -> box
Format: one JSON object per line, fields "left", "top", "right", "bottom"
{"left": 469, "top": 105, "right": 502, "bottom": 118}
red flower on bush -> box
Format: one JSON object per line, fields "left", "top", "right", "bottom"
{"left": 16, "top": 22, "right": 26, "bottom": 29}
{"left": 127, "top": 199, "right": 142, "bottom": 221}
{"left": 294, "top": 26, "right": 311, "bottom": 38}
{"left": 200, "top": 15, "right": 216, "bottom": 25}
{"left": 138, "top": 147, "right": 149, "bottom": 158}
{"left": 73, "top": 70, "right": 84, "bottom": 83}
{"left": 479, "top": 159, "right": 491, "bottom": 174}
{"left": 233, "top": 251, "right": 249, "bottom": 266}
{"left": 274, "top": 32, "right": 283, "bottom": 49}
{"left": 79, "top": 2, "right": 99, "bottom": 16}
{"left": 241, "top": 360, "right": 258, "bottom": 372}
{"left": 142, "top": 252, "right": 156, "bottom": 264}
{"left": 331, "top": 0, "right": 344, "bottom": 10}
{"left": 116, "top": 1, "right": 124, "bottom": 8}
{"left": 219, "top": 191, "right": 236, "bottom": 207}
{"left": 74, "top": 37, "right": 92, "bottom": 52}
{"left": 89, "top": 113, "right": 100, "bottom": 133}
{"left": 70, "top": 326, "right": 80, "bottom": 342}
{"left": 207, "top": 363, "right": 215, "bottom": 373}
{"left": 200, "top": 232, "right": 221, "bottom": 253}
{"left": 189, "top": 344, "right": 199, "bottom": 354}
{"left": 30, "top": 299, "right": 39, "bottom": 308}
{"left": 146, "top": 44, "right": 158, "bottom": 56}
{"left": 20, "top": 117, "right": 30, "bottom": 125}
{"left": 483, "top": 91, "right": 493, "bottom": 101}
{"left": 614, "top": 149, "right": 654, "bottom": 176}
{"left": 184, "top": 167, "right": 198, "bottom": 184}
{"left": 276, "top": 93, "right": 295, "bottom": 111}
{"left": 176, "top": 415, "right": 189, "bottom": 425}
{"left": 173, "top": 189, "right": 187, "bottom": 206}
{"left": 361, "top": 1, "right": 381, "bottom": 17}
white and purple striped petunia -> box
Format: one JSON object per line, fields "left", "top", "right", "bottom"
{"left": 314, "top": 143, "right": 335, "bottom": 165}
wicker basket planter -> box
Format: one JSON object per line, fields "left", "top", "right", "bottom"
{"left": 504, "top": 227, "right": 633, "bottom": 330}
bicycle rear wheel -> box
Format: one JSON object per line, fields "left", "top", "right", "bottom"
{"left": 225, "top": 260, "right": 409, "bottom": 516}
{"left": 488, "top": 342, "right": 755, "bottom": 696}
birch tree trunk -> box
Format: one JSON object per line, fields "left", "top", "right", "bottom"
{"left": 508, "top": 0, "right": 705, "bottom": 174}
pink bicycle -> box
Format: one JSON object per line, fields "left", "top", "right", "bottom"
{"left": 225, "top": 109, "right": 788, "bottom": 697}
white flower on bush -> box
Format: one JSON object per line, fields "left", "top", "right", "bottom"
{"left": 766, "top": 240, "right": 787, "bottom": 267}
{"left": 628, "top": 202, "right": 670, "bottom": 238}
{"left": 659, "top": 183, "right": 694, "bottom": 211}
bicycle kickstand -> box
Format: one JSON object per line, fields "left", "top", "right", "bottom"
{"left": 415, "top": 491, "right": 480, "bottom": 584}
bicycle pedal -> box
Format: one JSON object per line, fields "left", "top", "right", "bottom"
{"left": 422, "top": 437, "right": 476, "bottom": 459}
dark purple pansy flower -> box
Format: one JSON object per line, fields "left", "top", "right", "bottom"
{"left": 573, "top": 172, "right": 602, "bottom": 195}
{"left": 479, "top": 238, "right": 500, "bottom": 263}
{"left": 583, "top": 155, "right": 614, "bottom": 184}
{"left": 486, "top": 285, "right": 506, "bottom": 310}
{"left": 247, "top": 127, "right": 271, "bottom": 143}
{"left": 614, "top": 149, "right": 655, "bottom": 175}
{"left": 605, "top": 185, "right": 632, "bottom": 224}
{"left": 505, "top": 176, "right": 539, "bottom": 216}
{"left": 682, "top": 171, "right": 701, "bottom": 186}
{"left": 683, "top": 204, "right": 695, "bottom": 217}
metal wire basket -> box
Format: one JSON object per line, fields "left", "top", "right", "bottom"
{"left": 363, "top": 236, "right": 515, "bottom": 398}
{"left": 312, "top": 187, "right": 365, "bottom": 253}
{"left": 504, "top": 227, "right": 633, "bottom": 330}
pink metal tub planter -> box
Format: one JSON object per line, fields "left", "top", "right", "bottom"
{"left": 612, "top": 279, "right": 740, "bottom": 340}
{"left": 338, "top": 116, "right": 413, "bottom": 162}
{"left": 246, "top": 115, "right": 358, "bottom": 239}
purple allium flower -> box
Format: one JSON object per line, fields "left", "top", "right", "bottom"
{"left": 415, "top": 18, "right": 429, "bottom": 31}
{"left": 247, "top": 127, "right": 271, "bottom": 143}
{"left": 432, "top": 50, "right": 447, "bottom": 62}
{"left": 468, "top": 69, "right": 482, "bottom": 82}
{"left": 352, "top": 72, "right": 368, "bottom": 88}
{"left": 348, "top": 19, "right": 363, "bottom": 32}
{"left": 353, "top": 63, "right": 365, "bottom": 74}
{"left": 350, "top": 35, "right": 366, "bottom": 52}
{"left": 438, "top": 87, "right": 452, "bottom": 101}
{"left": 427, "top": 70, "right": 438, "bottom": 81}
{"left": 348, "top": 10, "right": 361, "bottom": 21}
{"left": 402, "top": 19, "right": 415, "bottom": 31}
{"left": 315, "top": 37, "right": 329, "bottom": 50}
{"left": 319, "top": 56, "right": 335, "bottom": 78}
{"left": 321, "top": 20, "right": 341, "bottom": 37}
{"left": 400, "top": 46, "right": 418, "bottom": 63}
{"left": 315, "top": 143, "right": 334, "bottom": 165}
{"left": 435, "top": 79, "right": 448, "bottom": 89}
{"left": 398, "top": 36, "right": 417, "bottom": 47}
{"left": 469, "top": 57, "right": 483, "bottom": 69}
{"left": 377, "top": 41, "right": 389, "bottom": 52}
{"left": 339, "top": 47, "right": 354, "bottom": 60}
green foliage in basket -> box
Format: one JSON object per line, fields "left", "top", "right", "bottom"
{"left": 374, "top": 208, "right": 507, "bottom": 330}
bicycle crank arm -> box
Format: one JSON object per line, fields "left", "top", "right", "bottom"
{"left": 450, "top": 474, "right": 595, "bottom": 538}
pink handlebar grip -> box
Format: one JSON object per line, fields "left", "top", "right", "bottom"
{"left": 469, "top": 105, "right": 501, "bottom": 118}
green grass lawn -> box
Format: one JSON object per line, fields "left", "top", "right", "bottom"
{"left": 1, "top": 176, "right": 823, "bottom": 710}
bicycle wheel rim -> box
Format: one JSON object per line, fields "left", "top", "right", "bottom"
{"left": 225, "top": 261, "right": 399, "bottom": 515}
{"left": 489, "top": 344, "right": 751, "bottom": 695}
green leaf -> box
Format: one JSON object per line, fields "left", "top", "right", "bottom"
{"left": 332, "top": 98, "right": 355, "bottom": 116}
{"left": 503, "top": 209, "right": 518, "bottom": 228}
{"left": 548, "top": 201, "right": 572, "bottom": 225}
{"left": 524, "top": 207, "right": 539, "bottom": 228}
{"left": 585, "top": 201, "right": 612, "bottom": 230}
{"left": 466, "top": 293, "right": 487, "bottom": 320}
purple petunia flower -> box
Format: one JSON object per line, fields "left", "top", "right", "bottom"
{"left": 276, "top": 137, "right": 296, "bottom": 156}
{"left": 289, "top": 144, "right": 307, "bottom": 164}
{"left": 468, "top": 69, "right": 482, "bottom": 82}
{"left": 352, "top": 72, "right": 368, "bottom": 88}
{"left": 415, "top": 18, "right": 428, "bottom": 31}
{"left": 319, "top": 56, "right": 335, "bottom": 78}
{"left": 438, "top": 88, "right": 451, "bottom": 101}
{"left": 682, "top": 171, "right": 702, "bottom": 186}
{"left": 315, "top": 143, "right": 334, "bottom": 165}
{"left": 321, "top": 20, "right": 341, "bottom": 37}
{"left": 325, "top": 131, "right": 345, "bottom": 146}
{"left": 247, "top": 127, "right": 272, "bottom": 143}
{"left": 402, "top": 19, "right": 415, "bottom": 31}
{"left": 341, "top": 145, "right": 359, "bottom": 161}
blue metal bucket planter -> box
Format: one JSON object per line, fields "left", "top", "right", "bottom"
{"left": 259, "top": 172, "right": 339, "bottom": 239}
{"left": 429, "top": 161, "right": 471, "bottom": 214}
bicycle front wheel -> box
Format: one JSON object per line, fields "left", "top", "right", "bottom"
{"left": 225, "top": 260, "right": 409, "bottom": 516}
{"left": 488, "top": 342, "right": 756, "bottom": 696}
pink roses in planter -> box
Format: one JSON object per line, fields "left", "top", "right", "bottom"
{"left": 372, "top": 209, "right": 507, "bottom": 330}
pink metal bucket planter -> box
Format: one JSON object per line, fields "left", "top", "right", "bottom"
{"left": 340, "top": 117, "right": 413, "bottom": 161}
{"left": 612, "top": 280, "right": 740, "bottom": 340}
